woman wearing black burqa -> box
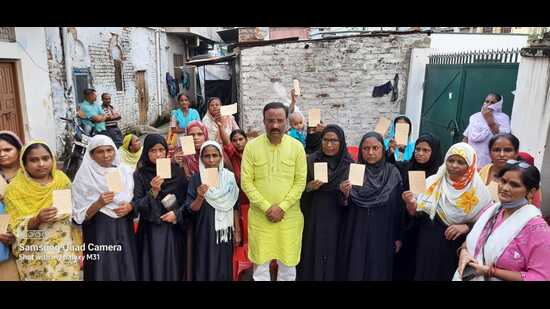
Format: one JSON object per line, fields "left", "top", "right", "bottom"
{"left": 305, "top": 123, "right": 325, "bottom": 155}
{"left": 297, "top": 125, "right": 353, "bottom": 281}
{"left": 337, "top": 131, "right": 404, "bottom": 281}
{"left": 132, "top": 134, "right": 189, "bottom": 281}
{"left": 389, "top": 133, "right": 443, "bottom": 281}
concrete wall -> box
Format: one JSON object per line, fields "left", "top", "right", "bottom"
{"left": 430, "top": 33, "right": 529, "bottom": 53}
{"left": 510, "top": 55, "right": 550, "bottom": 216}
{"left": 238, "top": 33, "right": 431, "bottom": 146}
{"left": 46, "top": 27, "right": 170, "bottom": 157}
{"left": 404, "top": 48, "right": 430, "bottom": 140}
{"left": 166, "top": 34, "right": 187, "bottom": 76}
{"left": 0, "top": 27, "right": 55, "bottom": 149}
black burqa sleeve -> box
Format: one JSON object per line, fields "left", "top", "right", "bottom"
{"left": 132, "top": 172, "right": 165, "bottom": 224}
{"left": 394, "top": 180, "right": 406, "bottom": 243}
{"left": 183, "top": 174, "right": 200, "bottom": 214}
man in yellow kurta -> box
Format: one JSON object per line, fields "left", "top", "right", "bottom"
{"left": 241, "top": 102, "right": 307, "bottom": 281}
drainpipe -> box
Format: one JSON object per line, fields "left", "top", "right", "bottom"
{"left": 59, "top": 27, "right": 74, "bottom": 166}
{"left": 154, "top": 28, "right": 162, "bottom": 117}
{"left": 60, "top": 27, "right": 74, "bottom": 111}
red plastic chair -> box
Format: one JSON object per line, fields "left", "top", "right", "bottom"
{"left": 232, "top": 204, "right": 253, "bottom": 280}
{"left": 232, "top": 243, "right": 253, "bottom": 281}
{"left": 347, "top": 146, "right": 359, "bottom": 161}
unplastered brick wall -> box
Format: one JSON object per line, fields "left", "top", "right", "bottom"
{"left": 46, "top": 27, "right": 170, "bottom": 157}
{"left": 238, "top": 33, "right": 430, "bottom": 146}
{"left": 88, "top": 28, "right": 138, "bottom": 131}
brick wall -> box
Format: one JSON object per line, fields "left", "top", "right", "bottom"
{"left": 238, "top": 33, "right": 430, "bottom": 146}
{"left": 46, "top": 27, "right": 170, "bottom": 158}
{"left": 269, "top": 27, "right": 310, "bottom": 40}
{"left": 239, "top": 28, "right": 262, "bottom": 42}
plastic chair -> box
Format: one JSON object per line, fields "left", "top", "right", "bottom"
{"left": 232, "top": 243, "right": 253, "bottom": 281}
{"left": 232, "top": 204, "right": 252, "bottom": 280}
{"left": 347, "top": 146, "right": 359, "bottom": 161}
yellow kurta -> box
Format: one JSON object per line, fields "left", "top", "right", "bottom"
{"left": 241, "top": 134, "right": 307, "bottom": 266}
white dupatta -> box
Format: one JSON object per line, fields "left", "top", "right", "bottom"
{"left": 452, "top": 203, "right": 541, "bottom": 281}
{"left": 72, "top": 135, "right": 134, "bottom": 224}
{"left": 199, "top": 141, "right": 239, "bottom": 244}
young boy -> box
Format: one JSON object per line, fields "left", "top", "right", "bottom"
{"left": 287, "top": 112, "right": 306, "bottom": 146}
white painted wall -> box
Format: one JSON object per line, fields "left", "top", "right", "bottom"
{"left": 166, "top": 34, "right": 187, "bottom": 77}
{"left": 0, "top": 27, "right": 56, "bottom": 150}
{"left": 510, "top": 56, "right": 550, "bottom": 216}
{"left": 430, "top": 33, "right": 529, "bottom": 53}
{"left": 404, "top": 48, "right": 430, "bottom": 140}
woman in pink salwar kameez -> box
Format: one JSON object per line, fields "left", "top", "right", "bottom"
{"left": 455, "top": 160, "right": 550, "bottom": 281}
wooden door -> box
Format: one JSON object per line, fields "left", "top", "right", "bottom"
{"left": 135, "top": 71, "right": 148, "bottom": 124}
{"left": 0, "top": 61, "right": 24, "bottom": 141}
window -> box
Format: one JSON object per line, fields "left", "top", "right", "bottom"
{"left": 501, "top": 27, "right": 512, "bottom": 33}
{"left": 483, "top": 27, "right": 493, "bottom": 33}
{"left": 174, "top": 54, "right": 184, "bottom": 67}
{"left": 114, "top": 59, "right": 124, "bottom": 92}
{"left": 112, "top": 45, "right": 124, "bottom": 92}
{"left": 73, "top": 68, "right": 92, "bottom": 105}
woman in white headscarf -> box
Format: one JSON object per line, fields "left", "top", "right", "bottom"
{"left": 463, "top": 92, "right": 511, "bottom": 168}
{"left": 185, "top": 140, "right": 240, "bottom": 281}
{"left": 72, "top": 135, "right": 138, "bottom": 281}
{"left": 402, "top": 142, "right": 492, "bottom": 281}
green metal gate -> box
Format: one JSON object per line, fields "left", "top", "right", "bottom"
{"left": 419, "top": 49, "right": 520, "bottom": 153}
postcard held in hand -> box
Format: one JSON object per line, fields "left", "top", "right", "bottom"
{"left": 308, "top": 108, "right": 321, "bottom": 127}
{"left": 408, "top": 171, "right": 426, "bottom": 195}
{"left": 0, "top": 214, "right": 9, "bottom": 234}
{"left": 180, "top": 136, "right": 196, "bottom": 155}
{"left": 487, "top": 181, "right": 500, "bottom": 202}
{"left": 395, "top": 123, "right": 410, "bottom": 146}
{"left": 106, "top": 169, "right": 123, "bottom": 193}
{"left": 53, "top": 189, "right": 73, "bottom": 215}
{"left": 374, "top": 117, "right": 392, "bottom": 136}
{"left": 220, "top": 103, "right": 238, "bottom": 116}
{"left": 314, "top": 162, "right": 328, "bottom": 183}
{"left": 203, "top": 168, "right": 219, "bottom": 187}
{"left": 0, "top": 176, "right": 7, "bottom": 197}
{"left": 156, "top": 158, "right": 172, "bottom": 179}
{"left": 349, "top": 163, "right": 366, "bottom": 186}
{"left": 293, "top": 79, "right": 301, "bottom": 96}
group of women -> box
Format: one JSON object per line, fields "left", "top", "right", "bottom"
{"left": 0, "top": 91, "right": 549, "bottom": 281}
{"left": 297, "top": 112, "right": 550, "bottom": 281}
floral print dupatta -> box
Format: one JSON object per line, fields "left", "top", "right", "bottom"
{"left": 417, "top": 142, "right": 491, "bottom": 225}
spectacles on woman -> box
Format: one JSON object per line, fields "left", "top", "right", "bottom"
{"left": 506, "top": 159, "right": 530, "bottom": 169}
{"left": 322, "top": 138, "right": 340, "bottom": 145}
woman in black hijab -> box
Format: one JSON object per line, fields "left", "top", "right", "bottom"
{"left": 297, "top": 125, "right": 354, "bottom": 281}
{"left": 337, "top": 131, "right": 404, "bottom": 281}
{"left": 132, "top": 134, "right": 189, "bottom": 281}
{"left": 392, "top": 133, "right": 443, "bottom": 281}
{"left": 305, "top": 122, "right": 325, "bottom": 155}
